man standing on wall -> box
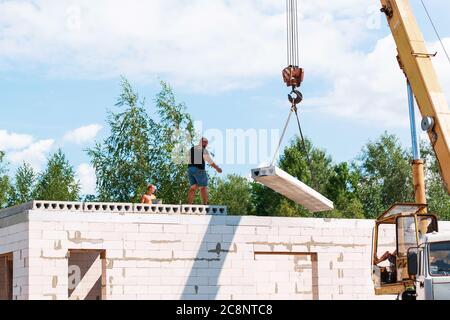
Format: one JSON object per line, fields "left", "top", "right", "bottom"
{"left": 187, "top": 137, "right": 222, "bottom": 205}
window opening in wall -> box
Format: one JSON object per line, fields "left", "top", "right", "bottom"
{"left": 68, "top": 250, "right": 106, "bottom": 300}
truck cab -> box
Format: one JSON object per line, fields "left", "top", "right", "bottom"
{"left": 407, "top": 233, "right": 450, "bottom": 300}
{"left": 371, "top": 203, "right": 450, "bottom": 299}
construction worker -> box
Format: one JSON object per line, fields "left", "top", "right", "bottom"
{"left": 187, "top": 137, "right": 222, "bottom": 205}
{"left": 141, "top": 184, "right": 157, "bottom": 204}
{"left": 374, "top": 250, "right": 397, "bottom": 266}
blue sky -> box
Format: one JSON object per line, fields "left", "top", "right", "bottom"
{"left": 1, "top": 0, "right": 449, "bottom": 195}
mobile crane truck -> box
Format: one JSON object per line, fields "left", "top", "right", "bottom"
{"left": 371, "top": 0, "right": 450, "bottom": 300}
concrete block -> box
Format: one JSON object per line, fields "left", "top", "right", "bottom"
{"left": 147, "top": 286, "right": 172, "bottom": 294}
{"left": 238, "top": 216, "right": 273, "bottom": 227}
{"left": 61, "top": 222, "right": 90, "bottom": 232}
{"left": 210, "top": 225, "right": 234, "bottom": 235}
{"left": 124, "top": 286, "right": 149, "bottom": 295}
{"left": 187, "top": 225, "right": 208, "bottom": 234}
{"left": 84, "top": 202, "right": 133, "bottom": 213}
{"left": 86, "top": 222, "right": 115, "bottom": 232}
{"left": 113, "top": 224, "right": 139, "bottom": 233}
{"left": 255, "top": 226, "right": 274, "bottom": 235}
{"left": 178, "top": 216, "right": 211, "bottom": 226}
{"left": 279, "top": 227, "right": 302, "bottom": 236}
{"left": 163, "top": 225, "right": 188, "bottom": 234}
{"left": 321, "top": 228, "right": 344, "bottom": 237}
{"left": 181, "top": 205, "right": 227, "bottom": 216}
{"left": 142, "top": 215, "right": 180, "bottom": 225}
{"left": 125, "top": 233, "right": 153, "bottom": 242}
{"left": 32, "top": 201, "right": 83, "bottom": 212}
{"left": 233, "top": 226, "right": 256, "bottom": 235}
{"left": 41, "top": 230, "right": 68, "bottom": 240}
{"left": 252, "top": 166, "right": 334, "bottom": 212}
{"left": 200, "top": 234, "right": 223, "bottom": 243}
{"left": 209, "top": 216, "right": 229, "bottom": 226}
{"left": 4, "top": 223, "right": 28, "bottom": 235}
{"left": 134, "top": 204, "right": 181, "bottom": 215}
{"left": 138, "top": 224, "right": 164, "bottom": 233}
{"left": 27, "top": 230, "right": 42, "bottom": 243}
{"left": 101, "top": 241, "right": 123, "bottom": 250}
{"left": 185, "top": 277, "right": 209, "bottom": 286}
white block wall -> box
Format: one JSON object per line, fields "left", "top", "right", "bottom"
{"left": 0, "top": 221, "right": 29, "bottom": 300}
{"left": 1, "top": 201, "right": 450, "bottom": 300}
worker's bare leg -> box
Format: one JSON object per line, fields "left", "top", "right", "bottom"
{"left": 188, "top": 185, "right": 198, "bottom": 204}
{"left": 200, "top": 187, "right": 208, "bottom": 205}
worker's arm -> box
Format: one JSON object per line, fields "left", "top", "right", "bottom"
{"left": 204, "top": 151, "right": 223, "bottom": 173}
{"left": 374, "top": 251, "right": 391, "bottom": 265}
{"left": 210, "top": 162, "right": 223, "bottom": 173}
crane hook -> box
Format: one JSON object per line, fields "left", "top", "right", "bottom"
{"left": 288, "top": 89, "right": 303, "bottom": 106}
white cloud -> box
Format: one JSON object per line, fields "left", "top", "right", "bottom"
{"left": 305, "top": 36, "right": 450, "bottom": 127}
{"left": 63, "top": 124, "right": 102, "bottom": 145}
{"left": 76, "top": 163, "right": 96, "bottom": 195}
{"left": 8, "top": 139, "right": 55, "bottom": 170}
{"left": 0, "top": 0, "right": 377, "bottom": 91}
{"left": 0, "top": 0, "right": 448, "bottom": 128}
{"left": 0, "top": 130, "right": 34, "bottom": 151}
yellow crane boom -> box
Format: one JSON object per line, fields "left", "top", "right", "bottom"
{"left": 381, "top": 0, "right": 450, "bottom": 195}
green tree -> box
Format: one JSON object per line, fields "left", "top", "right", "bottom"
{"left": 325, "top": 163, "right": 365, "bottom": 219}
{"left": 251, "top": 182, "right": 283, "bottom": 217}
{"left": 0, "top": 151, "right": 12, "bottom": 208}
{"left": 88, "top": 79, "right": 195, "bottom": 204}
{"left": 88, "top": 77, "right": 153, "bottom": 202}
{"left": 279, "top": 137, "right": 333, "bottom": 195}
{"left": 150, "top": 81, "right": 196, "bottom": 204}
{"left": 421, "top": 140, "right": 450, "bottom": 220}
{"left": 34, "top": 149, "right": 80, "bottom": 201}
{"left": 209, "top": 175, "right": 255, "bottom": 215}
{"left": 8, "top": 162, "right": 36, "bottom": 206}
{"left": 353, "top": 133, "right": 414, "bottom": 219}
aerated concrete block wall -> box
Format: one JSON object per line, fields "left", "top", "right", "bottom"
{"left": 0, "top": 204, "right": 30, "bottom": 300}
{"left": 1, "top": 201, "right": 449, "bottom": 300}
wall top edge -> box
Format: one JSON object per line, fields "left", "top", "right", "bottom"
{"left": 0, "top": 201, "right": 228, "bottom": 218}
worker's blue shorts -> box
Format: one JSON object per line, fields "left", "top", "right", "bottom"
{"left": 188, "top": 167, "right": 208, "bottom": 187}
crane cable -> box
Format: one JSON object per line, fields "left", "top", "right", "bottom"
{"left": 271, "top": 0, "right": 317, "bottom": 189}
{"left": 420, "top": 0, "right": 450, "bottom": 64}
{"left": 286, "top": 0, "right": 300, "bottom": 67}
{"left": 293, "top": 105, "right": 318, "bottom": 190}
{"left": 270, "top": 103, "right": 318, "bottom": 190}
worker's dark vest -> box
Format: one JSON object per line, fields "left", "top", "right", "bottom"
{"left": 188, "top": 146, "right": 206, "bottom": 170}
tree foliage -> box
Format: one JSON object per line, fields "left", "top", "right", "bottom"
{"left": 421, "top": 140, "right": 450, "bottom": 220}
{"left": 150, "top": 82, "right": 196, "bottom": 204}
{"left": 352, "top": 133, "right": 414, "bottom": 219}
{"left": 209, "top": 174, "right": 256, "bottom": 216}
{"left": 8, "top": 162, "right": 36, "bottom": 206}
{"left": 88, "top": 78, "right": 153, "bottom": 202}
{"left": 88, "top": 78, "right": 195, "bottom": 204}
{"left": 34, "top": 149, "right": 80, "bottom": 201}
{"left": 0, "top": 151, "right": 11, "bottom": 208}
